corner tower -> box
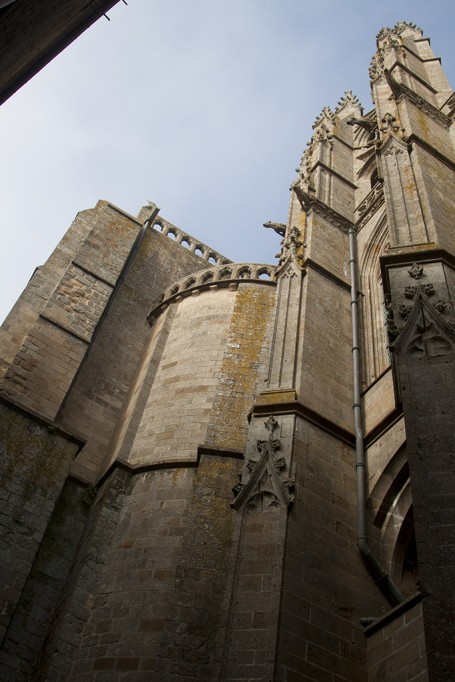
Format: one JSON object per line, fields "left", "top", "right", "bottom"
{"left": 369, "top": 21, "right": 455, "bottom": 681}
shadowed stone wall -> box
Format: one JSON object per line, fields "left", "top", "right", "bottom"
{"left": 0, "top": 401, "right": 81, "bottom": 680}
{"left": 0, "top": 0, "right": 120, "bottom": 104}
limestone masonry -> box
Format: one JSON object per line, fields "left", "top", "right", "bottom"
{"left": 0, "top": 21, "right": 454, "bottom": 682}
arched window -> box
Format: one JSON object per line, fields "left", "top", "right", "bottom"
{"left": 359, "top": 214, "right": 389, "bottom": 386}
{"left": 370, "top": 168, "right": 380, "bottom": 188}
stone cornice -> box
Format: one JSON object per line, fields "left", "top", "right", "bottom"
{"left": 386, "top": 62, "right": 437, "bottom": 95}
{"left": 398, "top": 86, "right": 451, "bottom": 129}
{"left": 385, "top": 70, "right": 451, "bottom": 129}
{"left": 302, "top": 258, "right": 351, "bottom": 293}
{"left": 107, "top": 202, "right": 143, "bottom": 225}
{"left": 38, "top": 313, "right": 91, "bottom": 345}
{"left": 443, "top": 91, "right": 455, "bottom": 117}
{"left": 251, "top": 399, "right": 355, "bottom": 447}
{"left": 292, "top": 184, "right": 355, "bottom": 234}
{"left": 381, "top": 248, "right": 455, "bottom": 273}
{"left": 0, "top": 394, "right": 85, "bottom": 448}
{"left": 363, "top": 407, "right": 403, "bottom": 449}
{"left": 311, "top": 160, "right": 358, "bottom": 189}
{"left": 97, "top": 444, "right": 244, "bottom": 487}
{"left": 407, "top": 134, "right": 455, "bottom": 172}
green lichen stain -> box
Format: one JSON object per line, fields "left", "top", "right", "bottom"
{"left": 206, "top": 284, "right": 276, "bottom": 451}
{"left": 0, "top": 403, "right": 77, "bottom": 508}
{"left": 155, "top": 455, "right": 238, "bottom": 677}
{"left": 416, "top": 108, "right": 430, "bottom": 142}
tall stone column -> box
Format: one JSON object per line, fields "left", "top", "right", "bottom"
{"left": 226, "top": 93, "right": 391, "bottom": 682}
{"left": 373, "top": 22, "right": 455, "bottom": 680}
{"left": 383, "top": 258, "right": 455, "bottom": 681}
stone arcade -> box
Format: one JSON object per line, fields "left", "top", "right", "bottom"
{"left": 0, "top": 22, "right": 454, "bottom": 682}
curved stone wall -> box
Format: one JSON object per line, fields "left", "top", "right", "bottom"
{"left": 148, "top": 262, "right": 276, "bottom": 324}
{"left": 103, "top": 274, "right": 277, "bottom": 472}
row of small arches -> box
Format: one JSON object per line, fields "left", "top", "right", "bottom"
{"left": 153, "top": 220, "right": 230, "bottom": 265}
{"left": 155, "top": 263, "right": 277, "bottom": 307}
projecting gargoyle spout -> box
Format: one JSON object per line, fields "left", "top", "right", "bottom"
{"left": 347, "top": 116, "right": 376, "bottom": 132}
{"left": 263, "top": 221, "right": 286, "bottom": 236}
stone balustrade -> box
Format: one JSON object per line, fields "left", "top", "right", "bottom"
{"left": 148, "top": 262, "right": 277, "bottom": 325}
{"left": 149, "top": 216, "right": 232, "bottom": 266}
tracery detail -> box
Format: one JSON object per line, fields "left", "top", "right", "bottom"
{"left": 386, "top": 263, "right": 455, "bottom": 351}
{"left": 232, "top": 417, "right": 295, "bottom": 512}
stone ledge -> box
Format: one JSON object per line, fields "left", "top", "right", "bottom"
{"left": 363, "top": 592, "right": 422, "bottom": 636}
{"left": 97, "top": 443, "right": 244, "bottom": 486}
{"left": 255, "top": 389, "right": 298, "bottom": 405}
{"left": 0, "top": 394, "right": 85, "bottom": 449}
{"left": 251, "top": 398, "right": 355, "bottom": 446}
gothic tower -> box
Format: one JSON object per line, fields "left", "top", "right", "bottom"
{"left": 0, "top": 21, "right": 454, "bottom": 681}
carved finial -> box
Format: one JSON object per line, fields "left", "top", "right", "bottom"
{"left": 393, "top": 21, "right": 423, "bottom": 37}
{"left": 376, "top": 22, "right": 423, "bottom": 46}
{"left": 369, "top": 53, "right": 383, "bottom": 81}
{"left": 335, "top": 91, "right": 363, "bottom": 117}
{"left": 381, "top": 112, "right": 399, "bottom": 132}
{"left": 277, "top": 224, "right": 304, "bottom": 269}
{"left": 265, "top": 416, "right": 279, "bottom": 432}
{"left": 297, "top": 107, "right": 336, "bottom": 190}
{"left": 312, "top": 105, "right": 335, "bottom": 129}
{"left": 408, "top": 263, "right": 424, "bottom": 280}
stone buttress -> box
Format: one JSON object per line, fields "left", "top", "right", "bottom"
{"left": 369, "top": 22, "right": 455, "bottom": 681}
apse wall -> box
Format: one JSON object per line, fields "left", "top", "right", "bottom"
{"left": 37, "top": 275, "right": 278, "bottom": 680}
{"left": 103, "top": 271, "right": 277, "bottom": 473}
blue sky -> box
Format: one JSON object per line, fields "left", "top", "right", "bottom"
{"left": 1, "top": 0, "right": 454, "bottom": 322}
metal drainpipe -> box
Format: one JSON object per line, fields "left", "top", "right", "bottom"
{"left": 348, "top": 226, "right": 404, "bottom": 607}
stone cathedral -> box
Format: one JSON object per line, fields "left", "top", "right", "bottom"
{"left": 0, "top": 21, "right": 453, "bottom": 682}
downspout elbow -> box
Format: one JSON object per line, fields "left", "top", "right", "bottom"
{"left": 358, "top": 536, "right": 404, "bottom": 606}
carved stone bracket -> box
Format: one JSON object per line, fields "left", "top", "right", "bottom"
{"left": 277, "top": 225, "right": 304, "bottom": 270}
{"left": 395, "top": 81, "right": 451, "bottom": 130}
{"left": 232, "top": 416, "right": 295, "bottom": 512}
{"left": 369, "top": 53, "right": 384, "bottom": 82}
